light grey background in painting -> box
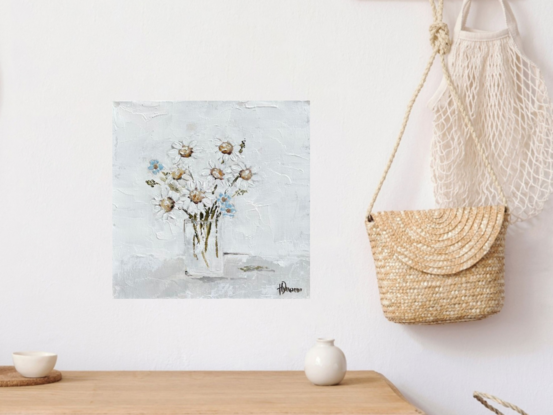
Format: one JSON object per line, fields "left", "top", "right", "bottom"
{"left": 112, "top": 101, "right": 310, "bottom": 298}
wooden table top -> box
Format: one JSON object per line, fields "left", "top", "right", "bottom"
{"left": 0, "top": 371, "right": 424, "bottom": 415}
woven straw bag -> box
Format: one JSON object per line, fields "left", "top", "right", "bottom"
{"left": 365, "top": 0, "right": 509, "bottom": 325}
{"left": 474, "top": 392, "right": 528, "bottom": 415}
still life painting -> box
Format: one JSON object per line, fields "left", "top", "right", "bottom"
{"left": 113, "top": 101, "right": 310, "bottom": 298}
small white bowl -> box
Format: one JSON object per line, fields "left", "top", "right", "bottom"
{"left": 13, "top": 352, "right": 57, "bottom": 378}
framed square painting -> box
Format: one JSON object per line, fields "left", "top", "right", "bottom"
{"left": 113, "top": 101, "right": 310, "bottom": 299}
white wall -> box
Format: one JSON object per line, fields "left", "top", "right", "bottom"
{"left": 1, "top": 0, "right": 551, "bottom": 413}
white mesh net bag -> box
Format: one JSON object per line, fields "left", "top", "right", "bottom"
{"left": 429, "top": 0, "right": 553, "bottom": 222}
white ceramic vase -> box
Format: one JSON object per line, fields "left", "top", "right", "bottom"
{"left": 304, "top": 338, "right": 347, "bottom": 386}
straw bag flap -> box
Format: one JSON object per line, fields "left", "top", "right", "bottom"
{"left": 367, "top": 205, "right": 505, "bottom": 275}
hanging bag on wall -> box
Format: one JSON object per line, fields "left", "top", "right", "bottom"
{"left": 474, "top": 392, "right": 528, "bottom": 415}
{"left": 365, "top": 0, "right": 509, "bottom": 325}
{"left": 430, "top": 0, "right": 553, "bottom": 223}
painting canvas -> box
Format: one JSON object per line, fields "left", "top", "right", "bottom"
{"left": 113, "top": 101, "right": 310, "bottom": 299}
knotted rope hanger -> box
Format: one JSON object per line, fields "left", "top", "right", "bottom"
{"left": 366, "top": 0, "right": 508, "bottom": 222}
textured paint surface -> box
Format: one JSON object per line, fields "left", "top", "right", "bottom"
{"left": 113, "top": 101, "right": 310, "bottom": 298}
{"left": 1, "top": 1, "right": 552, "bottom": 414}
{"left": 114, "top": 255, "right": 309, "bottom": 299}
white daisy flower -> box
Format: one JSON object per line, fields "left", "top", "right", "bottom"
{"left": 170, "top": 167, "right": 192, "bottom": 181}
{"left": 152, "top": 184, "right": 181, "bottom": 221}
{"left": 178, "top": 181, "right": 214, "bottom": 215}
{"left": 212, "top": 138, "right": 242, "bottom": 164}
{"left": 165, "top": 167, "right": 193, "bottom": 190}
{"left": 231, "top": 162, "right": 260, "bottom": 190}
{"left": 201, "top": 161, "right": 232, "bottom": 188}
{"left": 167, "top": 140, "right": 201, "bottom": 166}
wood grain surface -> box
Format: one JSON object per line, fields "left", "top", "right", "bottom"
{"left": 0, "top": 366, "right": 62, "bottom": 387}
{"left": 0, "top": 371, "right": 424, "bottom": 415}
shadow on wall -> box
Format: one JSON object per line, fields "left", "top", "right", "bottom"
{"left": 405, "top": 198, "right": 553, "bottom": 357}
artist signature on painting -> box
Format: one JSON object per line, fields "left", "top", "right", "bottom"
{"left": 277, "top": 281, "right": 303, "bottom": 295}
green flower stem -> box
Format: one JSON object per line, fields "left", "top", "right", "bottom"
{"left": 215, "top": 214, "right": 220, "bottom": 258}
{"left": 191, "top": 220, "right": 200, "bottom": 261}
{"left": 201, "top": 250, "right": 210, "bottom": 268}
{"left": 205, "top": 221, "right": 212, "bottom": 253}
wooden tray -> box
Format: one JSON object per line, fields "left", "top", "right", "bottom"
{"left": 0, "top": 366, "right": 62, "bottom": 387}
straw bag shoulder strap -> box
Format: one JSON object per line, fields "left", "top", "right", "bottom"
{"left": 365, "top": 0, "right": 508, "bottom": 221}
{"left": 474, "top": 392, "right": 529, "bottom": 415}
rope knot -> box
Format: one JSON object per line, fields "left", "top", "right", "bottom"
{"left": 429, "top": 22, "right": 451, "bottom": 55}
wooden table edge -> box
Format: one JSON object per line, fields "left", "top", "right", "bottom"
{"left": 0, "top": 370, "right": 426, "bottom": 415}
